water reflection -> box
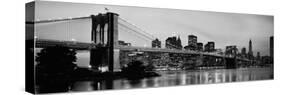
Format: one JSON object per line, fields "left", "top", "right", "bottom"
{"left": 69, "top": 67, "right": 273, "bottom": 92}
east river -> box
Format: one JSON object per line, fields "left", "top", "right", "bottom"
{"left": 34, "top": 51, "right": 273, "bottom": 93}
{"left": 69, "top": 67, "right": 273, "bottom": 92}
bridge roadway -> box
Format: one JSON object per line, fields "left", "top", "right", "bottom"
{"left": 35, "top": 39, "right": 250, "bottom": 62}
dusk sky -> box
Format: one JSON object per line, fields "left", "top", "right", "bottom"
{"left": 33, "top": 1, "right": 273, "bottom": 56}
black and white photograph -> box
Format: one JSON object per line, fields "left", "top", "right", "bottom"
{"left": 25, "top": 0, "right": 274, "bottom": 94}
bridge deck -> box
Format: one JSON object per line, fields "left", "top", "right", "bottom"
{"left": 35, "top": 39, "right": 249, "bottom": 61}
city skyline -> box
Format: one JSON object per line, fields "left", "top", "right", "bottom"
{"left": 33, "top": 1, "right": 273, "bottom": 56}
{"left": 27, "top": 1, "right": 274, "bottom": 94}
{"left": 162, "top": 34, "right": 268, "bottom": 57}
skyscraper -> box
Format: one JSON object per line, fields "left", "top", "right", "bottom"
{"left": 204, "top": 41, "right": 215, "bottom": 52}
{"left": 188, "top": 35, "right": 197, "bottom": 50}
{"left": 165, "top": 36, "right": 182, "bottom": 49}
{"left": 177, "top": 36, "right": 183, "bottom": 49}
{"left": 241, "top": 47, "right": 247, "bottom": 58}
{"left": 152, "top": 38, "right": 161, "bottom": 48}
{"left": 241, "top": 47, "right": 246, "bottom": 55}
{"left": 257, "top": 52, "right": 261, "bottom": 60}
{"left": 248, "top": 39, "right": 253, "bottom": 59}
{"left": 197, "top": 42, "right": 203, "bottom": 51}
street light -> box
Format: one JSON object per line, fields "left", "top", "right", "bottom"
{"left": 88, "top": 65, "right": 92, "bottom": 69}
{"left": 71, "top": 38, "right": 77, "bottom": 44}
{"left": 144, "top": 44, "right": 147, "bottom": 47}
{"left": 71, "top": 38, "right": 76, "bottom": 42}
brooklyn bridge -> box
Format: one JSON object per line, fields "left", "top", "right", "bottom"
{"left": 27, "top": 12, "right": 254, "bottom": 72}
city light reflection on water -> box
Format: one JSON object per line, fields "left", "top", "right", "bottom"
{"left": 69, "top": 67, "right": 273, "bottom": 92}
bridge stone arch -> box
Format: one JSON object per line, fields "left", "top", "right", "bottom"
{"left": 89, "top": 12, "right": 120, "bottom": 72}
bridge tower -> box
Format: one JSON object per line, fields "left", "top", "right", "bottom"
{"left": 90, "top": 12, "right": 120, "bottom": 72}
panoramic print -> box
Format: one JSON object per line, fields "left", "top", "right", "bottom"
{"left": 26, "top": 1, "right": 274, "bottom": 94}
